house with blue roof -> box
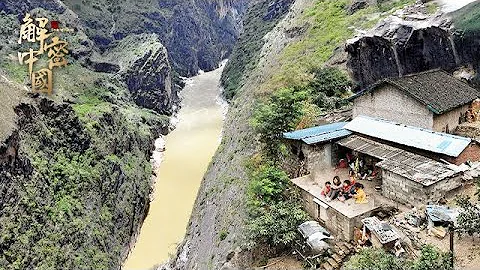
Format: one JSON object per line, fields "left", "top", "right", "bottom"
{"left": 283, "top": 115, "right": 480, "bottom": 240}
{"left": 283, "top": 122, "right": 352, "bottom": 180}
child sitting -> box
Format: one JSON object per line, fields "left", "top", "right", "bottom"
{"left": 338, "top": 180, "right": 356, "bottom": 202}
{"left": 353, "top": 183, "right": 367, "bottom": 204}
{"left": 326, "top": 176, "right": 342, "bottom": 201}
{"left": 321, "top": 181, "right": 331, "bottom": 197}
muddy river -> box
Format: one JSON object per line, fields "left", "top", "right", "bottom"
{"left": 124, "top": 65, "right": 226, "bottom": 269}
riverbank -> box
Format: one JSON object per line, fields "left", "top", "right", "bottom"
{"left": 123, "top": 65, "right": 226, "bottom": 269}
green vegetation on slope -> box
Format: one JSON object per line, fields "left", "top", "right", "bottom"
{"left": 245, "top": 67, "right": 351, "bottom": 253}
{"left": 221, "top": 0, "right": 293, "bottom": 99}
{"left": 252, "top": 87, "right": 307, "bottom": 160}
{"left": 237, "top": 0, "right": 414, "bottom": 259}
{"left": 0, "top": 75, "right": 169, "bottom": 269}
{"left": 269, "top": 0, "right": 414, "bottom": 90}
{"left": 455, "top": 178, "right": 480, "bottom": 237}
{"left": 245, "top": 165, "right": 308, "bottom": 249}
{"left": 345, "top": 245, "right": 452, "bottom": 270}
{"left": 452, "top": 1, "right": 480, "bottom": 33}
{"left": 0, "top": 49, "right": 169, "bottom": 268}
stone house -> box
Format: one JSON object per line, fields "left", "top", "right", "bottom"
{"left": 293, "top": 174, "right": 382, "bottom": 240}
{"left": 283, "top": 122, "right": 351, "bottom": 180}
{"left": 283, "top": 116, "right": 480, "bottom": 240}
{"left": 351, "top": 70, "right": 480, "bottom": 133}
{"left": 341, "top": 116, "right": 480, "bottom": 204}
{"left": 345, "top": 116, "right": 480, "bottom": 166}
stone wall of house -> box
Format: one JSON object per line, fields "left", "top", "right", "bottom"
{"left": 425, "top": 175, "right": 465, "bottom": 201}
{"left": 302, "top": 143, "right": 333, "bottom": 181}
{"left": 382, "top": 170, "right": 464, "bottom": 205}
{"left": 353, "top": 85, "right": 434, "bottom": 129}
{"left": 299, "top": 188, "right": 319, "bottom": 220}
{"left": 298, "top": 187, "right": 371, "bottom": 241}
{"left": 433, "top": 104, "right": 468, "bottom": 133}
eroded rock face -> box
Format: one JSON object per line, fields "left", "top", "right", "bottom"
{"left": 345, "top": 3, "right": 480, "bottom": 88}
{"left": 59, "top": 0, "right": 249, "bottom": 77}
{"left": 103, "top": 34, "right": 175, "bottom": 115}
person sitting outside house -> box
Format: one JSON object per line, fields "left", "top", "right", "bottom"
{"left": 353, "top": 183, "right": 368, "bottom": 204}
{"left": 321, "top": 181, "right": 331, "bottom": 197}
{"left": 349, "top": 170, "right": 357, "bottom": 184}
{"left": 326, "top": 176, "right": 342, "bottom": 201}
{"left": 338, "top": 179, "right": 356, "bottom": 202}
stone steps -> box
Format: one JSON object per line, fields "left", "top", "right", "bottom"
{"left": 321, "top": 241, "right": 358, "bottom": 270}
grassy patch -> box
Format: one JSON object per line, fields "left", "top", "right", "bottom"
{"left": 0, "top": 61, "right": 28, "bottom": 84}
{"left": 452, "top": 1, "right": 480, "bottom": 33}
{"left": 266, "top": 0, "right": 414, "bottom": 91}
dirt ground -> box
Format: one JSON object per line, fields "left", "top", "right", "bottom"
{"left": 258, "top": 256, "right": 303, "bottom": 270}
{"left": 421, "top": 184, "right": 480, "bottom": 269}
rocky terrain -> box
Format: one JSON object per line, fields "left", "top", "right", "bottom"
{"left": 166, "top": 1, "right": 311, "bottom": 269}
{"left": 60, "top": 0, "right": 248, "bottom": 77}
{"left": 0, "top": 0, "right": 249, "bottom": 269}
{"left": 346, "top": 0, "right": 480, "bottom": 87}
{"left": 2, "top": 0, "right": 480, "bottom": 269}
{"left": 167, "top": 0, "right": 480, "bottom": 269}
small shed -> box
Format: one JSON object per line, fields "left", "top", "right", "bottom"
{"left": 338, "top": 135, "right": 463, "bottom": 205}
{"left": 362, "top": 217, "right": 399, "bottom": 249}
{"left": 283, "top": 122, "right": 351, "bottom": 179}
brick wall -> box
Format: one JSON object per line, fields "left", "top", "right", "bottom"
{"left": 353, "top": 85, "right": 434, "bottom": 129}
{"left": 382, "top": 169, "right": 464, "bottom": 205}
{"left": 454, "top": 143, "right": 480, "bottom": 165}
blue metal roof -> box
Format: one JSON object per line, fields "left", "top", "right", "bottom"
{"left": 344, "top": 116, "right": 472, "bottom": 157}
{"left": 283, "top": 122, "right": 352, "bottom": 145}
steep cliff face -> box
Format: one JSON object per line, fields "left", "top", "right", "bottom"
{"left": 221, "top": 0, "right": 295, "bottom": 99}
{"left": 0, "top": 95, "right": 168, "bottom": 269}
{"left": 165, "top": 1, "right": 303, "bottom": 269}
{"left": 0, "top": 0, "right": 225, "bottom": 268}
{"left": 346, "top": 2, "right": 480, "bottom": 88}
{"left": 0, "top": 0, "right": 248, "bottom": 113}
{"left": 60, "top": 0, "right": 249, "bottom": 76}
{"left": 100, "top": 34, "right": 176, "bottom": 115}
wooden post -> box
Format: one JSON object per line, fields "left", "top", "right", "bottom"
{"left": 449, "top": 223, "right": 454, "bottom": 269}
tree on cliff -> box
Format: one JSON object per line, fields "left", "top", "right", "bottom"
{"left": 252, "top": 87, "right": 307, "bottom": 161}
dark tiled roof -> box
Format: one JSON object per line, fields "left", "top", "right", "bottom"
{"left": 352, "top": 70, "right": 480, "bottom": 114}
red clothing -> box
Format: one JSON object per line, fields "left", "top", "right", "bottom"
{"left": 343, "top": 183, "right": 354, "bottom": 193}
{"left": 321, "top": 186, "right": 331, "bottom": 196}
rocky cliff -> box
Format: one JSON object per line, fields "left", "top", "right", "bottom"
{"left": 165, "top": 1, "right": 304, "bottom": 269}
{"left": 60, "top": 0, "right": 249, "bottom": 76}
{"left": 0, "top": 0, "right": 249, "bottom": 269}
{"left": 98, "top": 34, "right": 176, "bottom": 115}
{"left": 346, "top": 2, "right": 480, "bottom": 88}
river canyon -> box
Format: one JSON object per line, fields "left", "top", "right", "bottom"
{"left": 124, "top": 66, "right": 226, "bottom": 269}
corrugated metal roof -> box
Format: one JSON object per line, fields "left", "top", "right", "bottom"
{"left": 283, "top": 122, "right": 352, "bottom": 145}
{"left": 338, "top": 135, "right": 458, "bottom": 186}
{"left": 344, "top": 116, "right": 471, "bottom": 157}
{"left": 362, "top": 217, "right": 399, "bottom": 244}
